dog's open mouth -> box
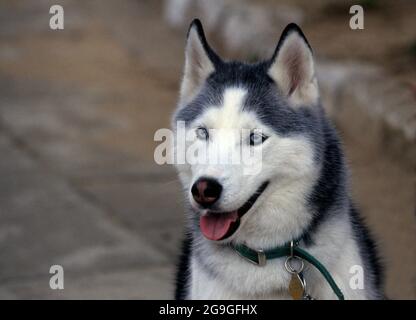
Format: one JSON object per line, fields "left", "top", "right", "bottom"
{"left": 199, "top": 182, "right": 269, "bottom": 241}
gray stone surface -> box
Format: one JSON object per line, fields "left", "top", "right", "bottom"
{"left": 80, "top": 177, "right": 185, "bottom": 259}
{"left": 164, "top": 0, "right": 303, "bottom": 58}
{"left": 318, "top": 61, "right": 416, "bottom": 168}
{"left": 0, "top": 0, "right": 182, "bottom": 299}
{"left": 0, "top": 267, "right": 174, "bottom": 299}
{"left": 0, "top": 133, "right": 169, "bottom": 297}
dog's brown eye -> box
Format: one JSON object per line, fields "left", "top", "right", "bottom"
{"left": 196, "top": 127, "right": 209, "bottom": 140}
{"left": 249, "top": 131, "right": 267, "bottom": 146}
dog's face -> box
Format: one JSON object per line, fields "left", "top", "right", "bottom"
{"left": 173, "top": 20, "right": 324, "bottom": 247}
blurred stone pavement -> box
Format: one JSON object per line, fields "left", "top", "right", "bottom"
{"left": 0, "top": 0, "right": 186, "bottom": 299}
{"left": 0, "top": 0, "right": 414, "bottom": 299}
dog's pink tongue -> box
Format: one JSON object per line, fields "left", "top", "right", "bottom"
{"left": 200, "top": 211, "right": 239, "bottom": 241}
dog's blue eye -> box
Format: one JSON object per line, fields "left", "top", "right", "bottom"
{"left": 196, "top": 127, "right": 209, "bottom": 140}
{"left": 249, "top": 132, "right": 267, "bottom": 146}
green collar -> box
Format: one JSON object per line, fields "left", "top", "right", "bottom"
{"left": 231, "top": 241, "right": 345, "bottom": 300}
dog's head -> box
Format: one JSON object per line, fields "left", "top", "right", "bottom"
{"left": 172, "top": 20, "right": 325, "bottom": 247}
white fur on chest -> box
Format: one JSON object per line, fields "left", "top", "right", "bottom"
{"left": 189, "top": 255, "right": 292, "bottom": 299}
{"left": 188, "top": 214, "right": 369, "bottom": 300}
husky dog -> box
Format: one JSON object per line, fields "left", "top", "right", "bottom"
{"left": 172, "top": 19, "right": 383, "bottom": 300}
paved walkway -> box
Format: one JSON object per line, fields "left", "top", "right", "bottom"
{"left": 0, "top": 0, "right": 186, "bottom": 299}
{"left": 0, "top": 0, "right": 414, "bottom": 299}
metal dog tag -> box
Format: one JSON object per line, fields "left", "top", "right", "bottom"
{"left": 288, "top": 272, "right": 305, "bottom": 300}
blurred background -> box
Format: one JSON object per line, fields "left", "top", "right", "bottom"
{"left": 0, "top": 0, "right": 414, "bottom": 299}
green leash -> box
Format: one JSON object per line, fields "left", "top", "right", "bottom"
{"left": 232, "top": 241, "right": 345, "bottom": 300}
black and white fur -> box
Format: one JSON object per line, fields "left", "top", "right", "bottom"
{"left": 172, "top": 19, "right": 383, "bottom": 300}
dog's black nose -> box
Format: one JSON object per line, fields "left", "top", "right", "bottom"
{"left": 191, "top": 178, "right": 222, "bottom": 208}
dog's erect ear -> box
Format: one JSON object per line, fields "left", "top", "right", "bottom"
{"left": 179, "top": 19, "right": 220, "bottom": 106}
{"left": 268, "top": 24, "right": 319, "bottom": 107}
